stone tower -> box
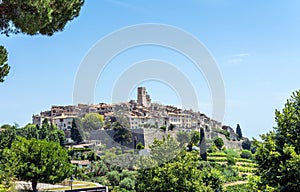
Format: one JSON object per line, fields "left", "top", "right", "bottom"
{"left": 137, "top": 87, "right": 151, "bottom": 107}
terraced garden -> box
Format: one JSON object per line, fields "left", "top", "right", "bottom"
{"left": 207, "top": 149, "right": 257, "bottom": 191}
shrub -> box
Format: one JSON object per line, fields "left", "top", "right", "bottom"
{"left": 207, "top": 157, "right": 228, "bottom": 162}
{"left": 214, "top": 137, "right": 224, "bottom": 150}
{"left": 107, "top": 171, "right": 121, "bottom": 187}
{"left": 225, "top": 184, "right": 251, "bottom": 192}
{"left": 242, "top": 138, "right": 251, "bottom": 150}
{"left": 222, "top": 166, "right": 239, "bottom": 179}
{"left": 240, "top": 150, "right": 253, "bottom": 159}
{"left": 207, "top": 144, "right": 218, "bottom": 153}
{"left": 160, "top": 126, "right": 166, "bottom": 131}
{"left": 136, "top": 142, "right": 145, "bottom": 150}
{"left": 224, "top": 149, "right": 240, "bottom": 158}
{"left": 208, "top": 152, "right": 226, "bottom": 157}
{"left": 227, "top": 156, "right": 236, "bottom": 166}
{"left": 218, "top": 130, "right": 230, "bottom": 140}
{"left": 119, "top": 177, "right": 135, "bottom": 190}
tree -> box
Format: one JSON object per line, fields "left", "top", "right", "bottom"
{"left": 236, "top": 124, "right": 243, "bottom": 140}
{"left": 0, "top": 125, "right": 16, "bottom": 151}
{"left": 136, "top": 150, "right": 221, "bottom": 192}
{"left": 82, "top": 113, "right": 104, "bottom": 130}
{"left": 150, "top": 134, "right": 180, "bottom": 165}
{"left": 119, "top": 177, "right": 135, "bottom": 191}
{"left": 3, "top": 138, "right": 72, "bottom": 192}
{"left": 0, "top": 0, "right": 84, "bottom": 81}
{"left": 242, "top": 138, "right": 251, "bottom": 150}
{"left": 187, "top": 131, "right": 200, "bottom": 151}
{"left": 71, "top": 118, "right": 83, "bottom": 144}
{"left": 214, "top": 137, "right": 224, "bottom": 150}
{"left": 168, "top": 123, "right": 175, "bottom": 131}
{"left": 112, "top": 120, "right": 132, "bottom": 148}
{"left": 0, "top": 45, "right": 9, "bottom": 82}
{"left": 254, "top": 90, "right": 300, "bottom": 191}
{"left": 18, "top": 120, "right": 66, "bottom": 146}
{"left": 107, "top": 170, "right": 121, "bottom": 187}
{"left": 0, "top": 0, "right": 84, "bottom": 36}
{"left": 176, "top": 131, "right": 190, "bottom": 147}
{"left": 199, "top": 127, "right": 207, "bottom": 161}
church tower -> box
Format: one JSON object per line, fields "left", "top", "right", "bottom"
{"left": 137, "top": 87, "right": 151, "bottom": 107}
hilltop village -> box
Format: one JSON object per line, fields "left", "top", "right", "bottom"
{"left": 32, "top": 87, "right": 241, "bottom": 148}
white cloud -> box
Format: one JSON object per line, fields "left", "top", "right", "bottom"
{"left": 228, "top": 53, "right": 250, "bottom": 65}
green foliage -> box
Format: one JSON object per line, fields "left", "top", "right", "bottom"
{"left": 190, "top": 130, "right": 200, "bottom": 146}
{"left": 208, "top": 152, "right": 226, "bottom": 157}
{"left": 82, "top": 113, "right": 104, "bottom": 130}
{"left": 159, "top": 126, "right": 166, "bottom": 131}
{"left": 227, "top": 156, "right": 236, "bottom": 166}
{"left": 235, "top": 158, "right": 253, "bottom": 163}
{"left": 207, "top": 143, "right": 218, "bottom": 153}
{"left": 107, "top": 170, "right": 121, "bottom": 187}
{"left": 240, "top": 150, "right": 253, "bottom": 160}
{"left": 119, "top": 177, "right": 135, "bottom": 191}
{"left": 112, "top": 123, "right": 132, "bottom": 146}
{"left": 71, "top": 118, "right": 84, "bottom": 144}
{"left": 150, "top": 134, "right": 179, "bottom": 165}
{"left": 224, "top": 149, "right": 240, "bottom": 158}
{"left": 254, "top": 90, "right": 300, "bottom": 191}
{"left": 0, "top": 125, "right": 16, "bottom": 151}
{"left": 236, "top": 124, "right": 243, "bottom": 140}
{"left": 222, "top": 166, "right": 239, "bottom": 180}
{"left": 201, "top": 167, "right": 225, "bottom": 190}
{"left": 218, "top": 129, "right": 230, "bottom": 140}
{"left": 232, "top": 166, "right": 256, "bottom": 173}
{"left": 19, "top": 120, "right": 66, "bottom": 146}
{"left": 0, "top": 170, "right": 14, "bottom": 191}
{"left": 136, "top": 142, "right": 144, "bottom": 150}
{"left": 176, "top": 131, "right": 190, "bottom": 146}
{"left": 225, "top": 184, "right": 252, "bottom": 192}
{"left": 0, "top": 0, "right": 84, "bottom": 36}
{"left": 207, "top": 157, "right": 228, "bottom": 162}
{"left": 214, "top": 137, "right": 224, "bottom": 150}
{"left": 0, "top": 45, "right": 10, "bottom": 83}
{"left": 87, "top": 151, "right": 97, "bottom": 162}
{"left": 136, "top": 151, "right": 217, "bottom": 192}
{"left": 3, "top": 138, "right": 71, "bottom": 191}
{"left": 242, "top": 138, "right": 251, "bottom": 150}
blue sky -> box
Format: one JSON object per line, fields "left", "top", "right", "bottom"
{"left": 1, "top": 0, "right": 300, "bottom": 139}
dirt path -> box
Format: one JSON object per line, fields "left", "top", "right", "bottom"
{"left": 224, "top": 180, "right": 247, "bottom": 187}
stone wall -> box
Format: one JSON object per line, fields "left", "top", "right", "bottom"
{"left": 88, "top": 129, "right": 145, "bottom": 150}
{"left": 88, "top": 128, "right": 243, "bottom": 150}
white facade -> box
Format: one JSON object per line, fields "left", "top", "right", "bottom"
{"left": 52, "top": 114, "right": 76, "bottom": 130}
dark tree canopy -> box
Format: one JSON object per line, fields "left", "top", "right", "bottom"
{"left": 0, "top": 45, "right": 10, "bottom": 82}
{"left": 0, "top": 0, "right": 84, "bottom": 83}
{"left": 3, "top": 138, "right": 72, "bottom": 192}
{"left": 0, "top": 0, "right": 84, "bottom": 36}
{"left": 112, "top": 122, "right": 132, "bottom": 146}
{"left": 236, "top": 124, "right": 243, "bottom": 140}
{"left": 199, "top": 127, "right": 207, "bottom": 160}
{"left": 71, "top": 118, "right": 83, "bottom": 144}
